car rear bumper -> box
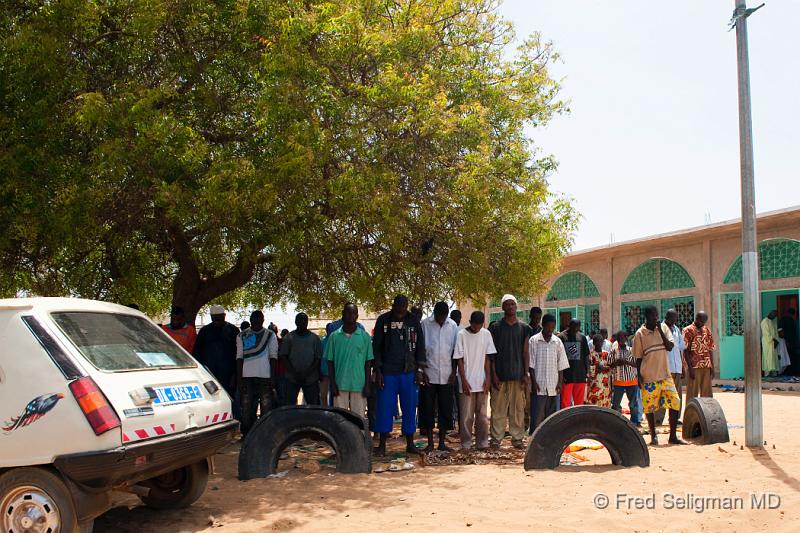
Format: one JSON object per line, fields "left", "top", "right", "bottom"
{"left": 54, "top": 420, "right": 238, "bottom": 490}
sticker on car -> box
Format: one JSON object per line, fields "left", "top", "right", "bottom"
{"left": 2, "top": 393, "right": 63, "bottom": 433}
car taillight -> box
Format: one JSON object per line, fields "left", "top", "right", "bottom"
{"left": 69, "top": 377, "right": 121, "bottom": 435}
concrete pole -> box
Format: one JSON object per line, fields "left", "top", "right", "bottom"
{"left": 733, "top": 0, "right": 763, "bottom": 448}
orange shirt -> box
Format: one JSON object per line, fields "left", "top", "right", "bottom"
{"left": 162, "top": 323, "right": 197, "bottom": 353}
{"left": 683, "top": 323, "right": 716, "bottom": 369}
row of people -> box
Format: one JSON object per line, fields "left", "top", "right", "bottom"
{"left": 161, "top": 295, "right": 717, "bottom": 451}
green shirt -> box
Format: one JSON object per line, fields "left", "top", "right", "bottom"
{"left": 324, "top": 326, "right": 374, "bottom": 392}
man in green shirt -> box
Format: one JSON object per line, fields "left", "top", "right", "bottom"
{"left": 326, "top": 303, "right": 374, "bottom": 417}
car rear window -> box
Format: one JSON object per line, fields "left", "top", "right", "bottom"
{"left": 51, "top": 312, "right": 196, "bottom": 371}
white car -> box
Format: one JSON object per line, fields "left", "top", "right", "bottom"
{"left": 0, "top": 298, "right": 237, "bottom": 532}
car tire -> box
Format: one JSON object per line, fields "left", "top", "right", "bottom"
{"left": 0, "top": 467, "right": 82, "bottom": 533}
{"left": 238, "top": 406, "right": 372, "bottom": 480}
{"left": 682, "top": 397, "right": 730, "bottom": 444}
{"left": 139, "top": 460, "right": 209, "bottom": 510}
{"left": 524, "top": 405, "right": 650, "bottom": 470}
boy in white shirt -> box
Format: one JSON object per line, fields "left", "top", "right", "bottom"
{"left": 453, "top": 311, "right": 496, "bottom": 450}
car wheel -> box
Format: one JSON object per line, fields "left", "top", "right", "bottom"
{"left": 0, "top": 467, "right": 82, "bottom": 533}
{"left": 139, "top": 460, "right": 209, "bottom": 510}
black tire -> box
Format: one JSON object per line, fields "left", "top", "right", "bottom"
{"left": 0, "top": 467, "right": 80, "bottom": 533}
{"left": 238, "top": 405, "right": 372, "bottom": 480}
{"left": 524, "top": 405, "right": 650, "bottom": 470}
{"left": 139, "top": 460, "right": 209, "bottom": 510}
{"left": 682, "top": 397, "right": 730, "bottom": 444}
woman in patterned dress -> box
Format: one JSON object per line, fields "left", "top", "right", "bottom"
{"left": 586, "top": 334, "right": 612, "bottom": 407}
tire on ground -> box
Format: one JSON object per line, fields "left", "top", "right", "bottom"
{"left": 524, "top": 405, "right": 650, "bottom": 470}
{"left": 238, "top": 406, "right": 372, "bottom": 480}
{"left": 681, "top": 397, "right": 730, "bottom": 444}
{"left": 139, "top": 460, "right": 209, "bottom": 509}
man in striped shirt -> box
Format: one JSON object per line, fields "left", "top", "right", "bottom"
{"left": 610, "top": 331, "right": 641, "bottom": 426}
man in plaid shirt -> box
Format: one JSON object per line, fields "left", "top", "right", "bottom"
{"left": 528, "top": 314, "right": 569, "bottom": 431}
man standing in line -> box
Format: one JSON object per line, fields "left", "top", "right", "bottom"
{"left": 633, "top": 305, "right": 684, "bottom": 446}
{"left": 526, "top": 306, "right": 543, "bottom": 433}
{"left": 529, "top": 314, "right": 569, "bottom": 431}
{"left": 529, "top": 307, "right": 543, "bottom": 335}
{"left": 761, "top": 310, "right": 780, "bottom": 376}
{"left": 599, "top": 328, "right": 612, "bottom": 353}
{"left": 327, "top": 303, "right": 373, "bottom": 416}
{"left": 161, "top": 305, "right": 197, "bottom": 353}
{"left": 454, "top": 311, "right": 496, "bottom": 450}
{"left": 683, "top": 311, "right": 717, "bottom": 402}
{"left": 194, "top": 305, "right": 239, "bottom": 398}
{"left": 663, "top": 309, "right": 686, "bottom": 417}
{"left": 419, "top": 302, "right": 459, "bottom": 452}
{"left": 558, "top": 319, "right": 590, "bottom": 408}
{"left": 372, "top": 295, "right": 427, "bottom": 457}
{"left": 280, "top": 312, "right": 323, "bottom": 405}
{"left": 236, "top": 310, "right": 279, "bottom": 436}
{"left": 610, "top": 331, "right": 641, "bottom": 426}
{"left": 449, "top": 307, "right": 464, "bottom": 431}
{"left": 488, "top": 294, "right": 531, "bottom": 449}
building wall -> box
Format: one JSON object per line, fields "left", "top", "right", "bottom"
{"left": 471, "top": 208, "right": 800, "bottom": 376}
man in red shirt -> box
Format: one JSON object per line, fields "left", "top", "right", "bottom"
{"left": 161, "top": 305, "right": 197, "bottom": 353}
{"left": 682, "top": 311, "right": 717, "bottom": 402}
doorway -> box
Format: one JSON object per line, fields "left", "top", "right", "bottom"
{"left": 777, "top": 294, "right": 799, "bottom": 318}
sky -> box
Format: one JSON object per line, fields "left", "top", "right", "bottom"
{"left": 239, "top": 1, "right": 800, "bottom": 329}
{"left": 499, "top": 0, "right": 799, "bottom": 250}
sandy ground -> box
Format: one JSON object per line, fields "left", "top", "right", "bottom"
{"left": 95, "top": 391, "right": 800, "bottom": 532}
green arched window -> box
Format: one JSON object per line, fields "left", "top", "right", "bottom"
{"left": 620, "top": 258, "right": 694, "bottom": 295}
{"left": 545, "top": 271, "right": 600, "bottom": 302}
{"left": 723, "top": 239, "right": 800, "bottom": 284}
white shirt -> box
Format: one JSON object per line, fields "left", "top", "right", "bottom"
{"left": 453, "top": 327, "right": 497, "bottom": 393}
{"left": 529, "top": 332, "right": 570, "bottom": 396}
{"left": 236, "top": 328, "right": 279, "bottom": 378}
{"left": 667, "top": 324, "right": 686, "bottom": 374}
{"left": 421, "top": 316, "right": 459, "bottom": 384}
{"left": 603, "top": 339, "right": 612, "bottom": 353}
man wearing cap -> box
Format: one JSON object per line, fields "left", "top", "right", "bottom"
{"left": 488, "top": 294, "right": 532, "bottom": 449}
{"left": 237, "top": 310, "right": 279, "bottom": 436}
{"left": 419, "top": 301, "right": 459, "bottom": 452}
{"left": 161, "top": 305, "right": 197, "bottom": 353}
{"left": 194, "top": 304, "right": 240, "bottom": 397}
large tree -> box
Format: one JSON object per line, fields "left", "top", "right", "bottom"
{"left": 1, "top": 0, "right": 575, "bottom": 321}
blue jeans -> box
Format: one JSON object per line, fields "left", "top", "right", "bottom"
{"left": 612, "top": 385, "right": 641, "bottom": 425}
{"left": 376, "top": 372, "right": 417, "bottom": 435}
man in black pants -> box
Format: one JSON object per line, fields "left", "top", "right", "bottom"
{"left": 527, "top": 307, "right": 543, "bottom": 434}
{"left": 419, "top": 302, "right": 460, "bottom": 452}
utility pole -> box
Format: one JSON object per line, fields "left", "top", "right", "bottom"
{"left": 731, "top": 0, "right": 764, "bottom": 448}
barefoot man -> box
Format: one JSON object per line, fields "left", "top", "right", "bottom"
{"left": 633, "top": 305, "right": 685, "bottom": 446}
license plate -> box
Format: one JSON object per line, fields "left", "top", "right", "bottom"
{"left": 153, "top": 385, "right": 203, "bottom": 405}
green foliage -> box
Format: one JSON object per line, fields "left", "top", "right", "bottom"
{"left": 1, "top": 0, "right": 575, "bottom": 319}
